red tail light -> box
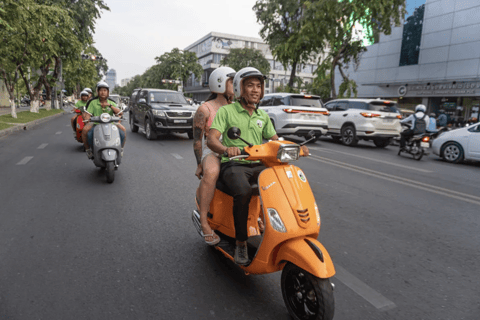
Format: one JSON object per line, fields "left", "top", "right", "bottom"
{"left": 360, "top": 112, "right": 381, "bottom": 118}
{"left": 397, "top": 115, "right": 402, "bottom": 119}
{"left": 422, "top": 136, "right": 430, "bottom": 142}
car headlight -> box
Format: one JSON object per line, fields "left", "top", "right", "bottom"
{"left": 152, "top": 110, "right": 166, "bottom": 117}
{"left": 100, "top": 113, "right": 111, "bottom": 123}
{"left": 267, "top": 208, "right": 286, "bottom": 233}
{"left": 277, "top": 145, "right": 300, "bottom": 162}
{"left": 191, "top": 111, "right": 195, "bottom": 118}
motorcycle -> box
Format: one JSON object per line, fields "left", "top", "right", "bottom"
{"left": 20, "top": 96, "right": 31, "bottom": 107}
{"left": 73, "top": 108, "right": 85, "bottom": 144}
{"left": 84, "top": 113, "right": 123, "bottom": 183}
{"left": 398, "top": 123, "right": 431, "bottom": 160}
{"left": 192, "top": 128, "right": 335, "bottom": 320}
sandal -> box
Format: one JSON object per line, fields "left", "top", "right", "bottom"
{"left": 201, "top": 229, "right": 220, "bottom": 246}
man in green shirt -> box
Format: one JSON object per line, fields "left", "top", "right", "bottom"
{"left": 82, "top": 81, "right": 126, "bottom": 159}
{"left": 208, "top": 67, "right": 309, "bottom": 265}
{"left": 71, "top": 90, "right": 88, "bottom": 133}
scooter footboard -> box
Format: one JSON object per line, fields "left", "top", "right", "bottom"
{"left": 275, "top": 237, "right": 335, "bottom": 278}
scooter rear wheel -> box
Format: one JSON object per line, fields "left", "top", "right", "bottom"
{"left": 106, "top": 161, "right": 115, "bottom": 183}
{"left": 281, "top": 262, "right": 335, "bottom": 320}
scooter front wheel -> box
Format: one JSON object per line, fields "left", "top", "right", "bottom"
{"left": 281, "top": 262, "right": 334, "bottom": 320}
{"left": 105, "top": 161, "right": 115, "bottom": 183}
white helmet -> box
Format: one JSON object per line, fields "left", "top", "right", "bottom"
{"left": 96, "top": 81, "right": 109, "bottom": 92}
{"left": 233, "top": 67, "right": 266, "bottom": 100}
{"left": 83, "top": 88, "right": 93, "bottom": 94}
{"left": 209, "top": 67, "right": 236, "bottom": 94}
{"left": 415, "top": 104, "right": 426, "bottom": 113}
{"left": 80, "top": 90, "right": 89, "bottom": 97}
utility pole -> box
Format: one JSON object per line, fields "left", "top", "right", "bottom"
{"left": 58, "top": 58, "right": 63, "bottom": 109}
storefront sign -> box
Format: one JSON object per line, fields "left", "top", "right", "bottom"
{"left": 405, "top": 81, "right": 480, "bottom": 96}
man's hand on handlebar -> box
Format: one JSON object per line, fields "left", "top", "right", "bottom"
{"left": 300, "top": 145, "right": 310, "bottom": 157}
{"left": 225, "top": 147, "right": 242, "bottom": 158}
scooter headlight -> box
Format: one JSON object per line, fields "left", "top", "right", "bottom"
{"left": 100, "top": 113, "right": 111, "bottom": 123}
{"left": 314, "top": 202, "right": 321, "bottom": 227}
{"left": 267, "top": 208, "right": 287, "bottom": 233}
{"left": 277, "top": 145, "right": 300, "bottom": 162}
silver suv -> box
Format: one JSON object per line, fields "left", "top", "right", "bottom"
{"left": 325, "top": 99, "right": 402, "bottom": 147}
{"left": 259, "top": 93, "right": 329, "bottom": 142}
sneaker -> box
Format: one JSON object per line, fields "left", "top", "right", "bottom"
{"left": 85, "top": 149, "right": 94, "bottom": 159}
{"left": 120, "top": 148, "right": 124, "bottom": 157}
{"left": 234, "top": 243, "right": 250, "bottom": 266}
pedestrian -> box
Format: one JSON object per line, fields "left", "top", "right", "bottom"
{"left": 437, "top": 109, "right": 447, "bottom": 128}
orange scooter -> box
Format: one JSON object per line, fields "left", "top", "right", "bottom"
{"left": 73, "top": 108, "right": 85, "bottom": 143}
{"left": 192, "top": 128, "right": 335, "bottom": 320}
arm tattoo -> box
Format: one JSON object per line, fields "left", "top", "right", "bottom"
{"left": 193, "top": 109, "right": 207, "bottom": 165}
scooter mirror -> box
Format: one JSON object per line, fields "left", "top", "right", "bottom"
{"left": 306, "top": 130, "right": 316, "bottom": 140}
{"left": 227, "top": 127, "right": 241, "bottom": 140}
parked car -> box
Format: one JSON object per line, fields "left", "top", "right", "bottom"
{"left": 258, "top": 93, "right": 329, "bottom": 142}
{"left": 129, "top": 88, "right": 196, "bottom": 140}
{"left": 324, "top": 99, "right": 402, "bottom": 147}
{"left": 432, "top": 122, "right": 480, "bottom": 163}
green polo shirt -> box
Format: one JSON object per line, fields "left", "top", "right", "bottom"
{"left": 85, "top": 98, "right": 118, "bottom": 117}
{"left": 210, "top": 101, "right": 276, "bottom": 163}
{"left": 74, "top": 100, "right": 87, "bottom": 111}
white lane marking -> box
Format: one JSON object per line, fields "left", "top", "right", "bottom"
{"left": 309, "top": 155, "right": 480, "bottom": 206}
{"left": 55, "top": 131, "right": 62, "bottom": 135}
{"left": 171, "top": 153, "right": 183, "bottom": 160}
{"left": 66, "top": 124, "right": 70, "bottom": 127}
{"left": 309, "top": 147, "right": 432, "bottom": 173}
{"left": 37, "top": 143, "right": 48, "bottom": 149}
{"left": 335, "top": 265, "right": 396, "bottom": 311}
{"left": 16, "top": 156, "right": 33, "bottom": 165}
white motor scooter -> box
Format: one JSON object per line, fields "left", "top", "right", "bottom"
{"left": 85, "top": 113, "right": 124, "bottom": 183}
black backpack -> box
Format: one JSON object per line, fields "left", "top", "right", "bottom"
{"left": 413, "top": 114, "right": 427, "bottom": 134}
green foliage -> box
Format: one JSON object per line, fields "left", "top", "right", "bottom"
{"left": 155, "top": 48, "right": 204, "bottom": 88}
{"left": 308, "top": 73, "right": 332, "bottom": 101}
{"left": 0, "top": 108, "right": 63, "bottom": 123}
{"left": 254, "top": 0, "right": 318, "bottom": 87}
{"left": 220, "top": 48, "right": 271, "bottom": 75}
{"left": 338, "top": 79, "right": 358, "bottom": 98}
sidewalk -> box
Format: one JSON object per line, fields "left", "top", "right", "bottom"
{"left": 0, "top": 107, "right": 68, "bottom": 138}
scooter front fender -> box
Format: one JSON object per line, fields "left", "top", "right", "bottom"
{"left": 101, "top": 149, "right": 117, "bottom": 161}
{"left": 275, "top": 237, "right": 335, "bottom": 279}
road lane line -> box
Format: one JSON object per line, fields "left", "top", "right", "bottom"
{"left": 16, "top": 156, "right": 33, "bottom": 165}
{"left": 37, "top": 143, "right": 48, "bottom": 149}
{"left": 334, "top": 265, "right": 396, "bottom": 311}
{"left": 309, "top": 147, "right": 432, "bottom": 173}
{"left": 171, "top": 153, "right": 183, "bottom": 160}
{"left": 55, "top": 131, "right": 62, "bottom": 135}
{"left": 308, "top": 155, "right": 480, "bottom": 206}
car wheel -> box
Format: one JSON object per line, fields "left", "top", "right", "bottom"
{"left": 341, "top": 125, "right": 358, "bottom": 146}
{"left": 442, "top": 142, "right": 464, "bottom": 164}
{"left": 130, "top": 113, "right": 138, "bottom": 133}
{"left": 145, "top": 120, "right": 157, "bottom": 140}
{"left": 373, "top": 138, "right": 390, "bottom": 148}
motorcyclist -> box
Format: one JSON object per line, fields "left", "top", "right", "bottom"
{"left": 207, "top": 67, "right": 309, "bottom": 265}
{"left": 71, "top": 90, "right": 89, "bottom": 135}
{"left": 83, "top": 87, "right": 93, "bottom": 101}
{"left": 427, "top": 113, "right": 437, "bottom": 133}
{"left": 400, "top": 104, "right": 429, "bottom": 150}
{"left": 193, "top": 66, "right": 236, "bottom": 246}
{"left": 437, "top": 109, "right": 447, "bottom": 128}
{"left": 82, "top": 81, "right": 126, "bottom": 159}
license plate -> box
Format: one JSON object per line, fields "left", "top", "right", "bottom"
{"left": 174, "top": 120, "right": 187, "bottom": 124}
{"left": 421, "top": 142, "right": 429, "bottom": 148}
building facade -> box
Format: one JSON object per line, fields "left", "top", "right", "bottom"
{"left": 184, "top": 32, "right": 319, "bottom": 101}
{"left": 340, "top": 0, "right": 480, "bottom": 122}
{"left": 120, "top": 77, "right": 132, "bottom": 87}
{"left": 105, "top": 69, "right": 117, "bottom": 90}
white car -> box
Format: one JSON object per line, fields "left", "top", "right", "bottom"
{"left": 325, "top": 99, "right": 402, "bottom": 147}
{"left": 259, "top": 93, "right": 329, "bottom": 142}
{"left": 432, "top": 122, "right": 480, "bottom": 163}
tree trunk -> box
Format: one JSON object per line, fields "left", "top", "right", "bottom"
{"left": 330, "top": 64, "right": 337, "bottom": 99}
{"left": 288, "top": 61, "right": 298, "bottom": 88}
{"left": 1, "top": 70, "right": 18, "bottom": 118}
{"left": 44, "top": 99, "right": 52, "bottom": 110}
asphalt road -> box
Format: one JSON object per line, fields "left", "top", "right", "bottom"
{"left": 0, "top": 113, "right": 479, "bottom": 320}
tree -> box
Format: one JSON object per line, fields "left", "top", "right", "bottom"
{"left": 254, "top": 0, "right": 319, "bottom": 87}
{"left": 304, "top": 0, "right": 406, "bottom": 99}
{"left": 220, "top": 48, "right": 271, "bottom": 76}
{"left": 155, "top": 48, "right": 203, "bottom": 90}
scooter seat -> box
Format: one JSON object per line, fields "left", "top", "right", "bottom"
{"left": 215, "top": 179, "right": 260, "bottom": 197}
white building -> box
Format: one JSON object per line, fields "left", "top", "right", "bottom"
{"left": 339, "top": 0, "right": 480, "bottom": 122}
{"left": 120, "top": 78, "right": 132, "bottom": 87}
{"left": 184, "top": 32, "right": 319, "bottom": 101}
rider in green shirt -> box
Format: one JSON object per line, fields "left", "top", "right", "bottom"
{"left": 82, "top": 81, "right": 126, "bottom": 159}
{"left": 71, "top": 91, "right": 89, "bottom": 133}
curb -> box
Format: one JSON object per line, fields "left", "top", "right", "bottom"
{"left": 0, "top": 111, "right": 68, "bottom": 138}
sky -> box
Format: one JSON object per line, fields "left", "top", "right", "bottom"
{"left": 93, "top": 0, "right": 263, "bottom": 85}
